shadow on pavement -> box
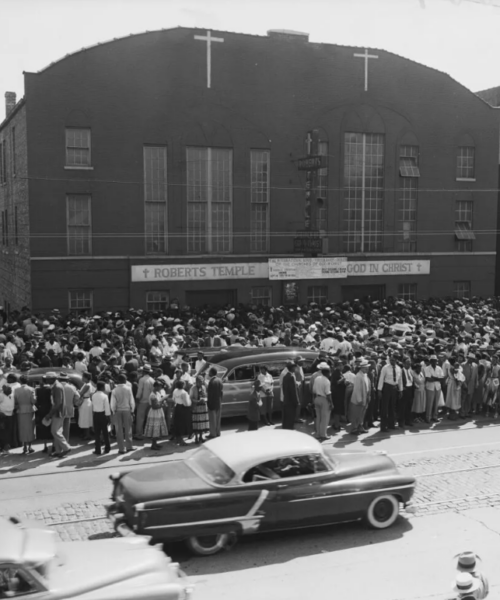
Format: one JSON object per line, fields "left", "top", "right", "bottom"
{"left": 174, "top": 516, "right": 413, "bottom": 575}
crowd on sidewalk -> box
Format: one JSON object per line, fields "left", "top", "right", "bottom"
{"left": 0, "top": 295, "right": 499, "bottom": 457}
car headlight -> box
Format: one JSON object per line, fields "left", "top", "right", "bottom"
{"left": 110, "top": 472, "right": 122, "bottom": 481}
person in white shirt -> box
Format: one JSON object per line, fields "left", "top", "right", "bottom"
{"left": 91, "top": 381, "right": 111, "bottom": 455}
{"left": 319, "top": 330, "right": 340, "bottom": 355}
{"left": 377, "top": 354, "right": 403, "bottom": 432}
{"left": 400, "top": 357, "right": 415, "bottom": 428}
{"left": 424, "top": 354, "right": 445, "bottom": 423}
{"left": 257, "top": 365, "right": 274, "bottom": 425}
{"left": 194, "top": 351, "right": 207, "bottom": 375}
{"left": 312, "top": 366, "right": 332, "bottom": 441}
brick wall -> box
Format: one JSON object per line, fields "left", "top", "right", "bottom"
{"left": 0, "top": 102, "right": 31, "bottom": 312}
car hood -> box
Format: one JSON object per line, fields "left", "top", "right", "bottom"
{"left": 118, "top": 460, "right": 213, "bottom": 504}
{"left": 326, "top": 449, "right": 402, "bottom": 479}
{"left": 48, "top": 537, "right": 186, "bottom": 599}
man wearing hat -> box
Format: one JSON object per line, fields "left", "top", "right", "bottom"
{"left": 377, "top": 354, "right": 403, "bottom": 432}
{"left": 462, "top": 353, "right": 478, "bottom": 418}
{"left": 350, "top": 359, "right": 371, "bottom": 435}
{"left": 454, "top": 552, "right": 488, "bottom": 599}
{"left": 312, "top": 364, "right": 332, "bottom": 441}
{"left": 135, "top": 365, "right": 155, "bottom": 439}
{"left": 452, "top": 573, "right": 482, "bottom": 600}
{"left": 60, "top": 373, "right": 80, "bottom": 444}
{"left": 45, "top": 372, "right": 71, "bottom": 458}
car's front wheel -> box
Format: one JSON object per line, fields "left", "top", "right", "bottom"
{"left": 365, "top": 495, "right": 399, "bottom": 529}
{"left": 186, "top": 533, "right": 231, "bottom": 556}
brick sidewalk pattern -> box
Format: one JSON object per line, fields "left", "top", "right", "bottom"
{"left": 9, "top": 448, "right": 500, "bottom": 540}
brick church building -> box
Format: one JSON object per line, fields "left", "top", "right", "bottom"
{"left": 0, "top": 27, "right": 498, "bottom": 313}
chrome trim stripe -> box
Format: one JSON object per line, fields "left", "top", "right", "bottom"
{"left": 287, "top": 484, "right": 414, "bottom": 503}
{"left": 143, "top": 490, "right": 269, "bottom": 532}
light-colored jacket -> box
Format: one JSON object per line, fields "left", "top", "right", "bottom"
{"left": 351, "top": 371, "right": 370, "bottom": 407}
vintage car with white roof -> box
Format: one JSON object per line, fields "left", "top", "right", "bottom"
{"left": 107, "top": 430, "right": 416, "bottom": 556}
{"left": 196, "top": 347, "right": 319, "bottom": 417}
{"left": 0, "top": 516, "right": 192, "bottom": 599}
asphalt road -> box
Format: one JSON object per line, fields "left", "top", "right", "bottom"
{"left": 2, "top": 416, "right": 500, "bottom": 600}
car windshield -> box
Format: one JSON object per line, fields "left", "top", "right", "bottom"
{"left": 187, "top": 446, "right": 235, "bottom": 486}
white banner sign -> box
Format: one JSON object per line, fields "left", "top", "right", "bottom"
{"left": 131, "top": 263, "right": 269, "bottom": 282}
{"left": 268, "top": 257, "right": 348, "bottom": 280}
{"left": 346, "top": 260, "right": 430, "bottom": 276}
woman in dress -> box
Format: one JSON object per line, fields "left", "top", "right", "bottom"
{"left": 14, "top": 375, "right": 37, "bottom": 454}
{"left": 144, "top": 381, "right": 168, "bottom": 450}
{"left": 172, "top": 380, "right": 192, "bottom": 446}
{"left": 257, "top": 365, "right": 274, "bottom": 425}
{"left": 190, "top": 375, "right": 209, "bottom": 443}
{"left": 411, "top": 362, "right": 426, "bottom": 422}
{"left": 445, "top": 360, "right": 463, "bottom": 420}
{"left": 78, "top": 372, "right": 95, "bottom": 440}
{"left": 35, "top": 376, "right": 53, "bottom": 454}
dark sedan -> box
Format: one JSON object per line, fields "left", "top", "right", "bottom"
{"left": 107, "top": 430, "right": 416, "bottom": 556}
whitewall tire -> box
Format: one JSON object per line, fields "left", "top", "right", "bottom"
{"left": 365, "top": 495, "right": 399, "bottom": 529}
{"left": 185, "top": 533, "right": 231, "bottom": 556}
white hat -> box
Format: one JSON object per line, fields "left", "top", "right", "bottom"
{"left": 452, "top": 573, "right": 480, "bottom": 595}
{"left": 317, "top": 362, "right": 330, "bottom": 370}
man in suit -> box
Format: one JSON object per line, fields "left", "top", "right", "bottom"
{"left": 46, "top": 372, "right": 71, "bottom": 458}
{"left": 462, "top": 353, "right": 478, "bottom": 417}
{"left": 282, "top": 362, "right": 299, "bottom": 430}
{"left": 207, "top": 366, "right": 223, "bottom": 438}
{"left": 350, "top": 359, "right": 371, "bottom": 435}
{"left": 59, "top": 373, "right": 80, "bottom": 444}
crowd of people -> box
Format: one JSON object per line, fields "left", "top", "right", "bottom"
{"left": 0, "top": 295, "right": 499, "bottom": 457}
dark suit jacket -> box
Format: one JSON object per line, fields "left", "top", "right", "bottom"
{"left": 282, "top": 371, "right": 299, "bottom": 407}
{"left": 207, "top": 376, "right": 223, "bottom": 411}
{"left": 48, "top": 380, "right": 65, "bottom": 419}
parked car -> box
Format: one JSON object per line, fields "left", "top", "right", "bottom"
{"left": 6, "top": 367, "right": 84, "bottom": 390}
{"left": 0, "top": 516, "right": 192, "bottom": 599}
{"left": 107, "top": 430, "right": 416, "bottom": 556}
{"left": 197, "top": 348, "right": 319, "bottom": 417}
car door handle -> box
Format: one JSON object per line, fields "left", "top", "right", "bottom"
{"left": 277, "top": 483, "right": 288, "bottom": 489}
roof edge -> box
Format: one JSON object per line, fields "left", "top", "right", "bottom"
{"left": 0, "top": 97, "right": 26, "bottom": 131}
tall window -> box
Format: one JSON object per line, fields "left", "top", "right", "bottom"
{"left": 0, "top": 140, "right": 6, "bottom": 184}
{"left": 398, "top": 283, "right": 417, "bottom": 300}
{"left": 454, "top": 281, "right": 471, "bottom": 299}
{"left": 455, "top": 200, "right": 474, "bottom": 252}
{"left": 343, "top": 133, "right": 384, "bottom": 253}
{"left": 67, "top": 195, "right": 91, "bottom": 255}
{"left": 250, "top": 286, "right": 272, "bottom": 306}
{"left": 11, "top": 127, "right": 16, "bottom": 177}
{"left": 144, "top": 146, "right": 167, "bottom": 254}
{"left": 250, "top": 150, "right": 270, "bottom": 252}
{"left": 146, "top": 291, "right": 169, "bottom": 311}
{"left": 307, "top": 285, "right": 328, "bottom": 305}
{"left": 69, "top": 290, "right": 93, "bottom": 312}
{"left": 316, "top": 141, "right": 328, "bottom": 232}
{"left": 65, "top": 128, "right": 91, "bottom": 167}
{"left": 397, "top": 145, "right": 419, "bottom": 252}
{"left": 187, "top": 147, "right": 232, "bottom": 253}
{"left": 456, "top": 147, "right": 475, "bottom": 180}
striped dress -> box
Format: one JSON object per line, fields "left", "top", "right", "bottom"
{"left": 190, "top": 384, "right": 209, "bottom": 432}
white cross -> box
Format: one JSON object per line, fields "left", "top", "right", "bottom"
{"left": 353, "top": 48, "right": 379, "bottom": 92}
{"left": 306, "top": 132, "right": 313, "bottom": 155}
{"left": 194, "top": 30, "right": 224, "bottom": 89}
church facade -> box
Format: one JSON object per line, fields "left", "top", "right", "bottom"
{"left": 0, "top": 27, "right": 498, "bottom": 312}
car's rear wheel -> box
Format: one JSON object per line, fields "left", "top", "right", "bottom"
{"left": 186, "top": 533, "right": 230, "bottom": 556}
{"left": 365, "top": 495, "right": 399, "bottom": 529}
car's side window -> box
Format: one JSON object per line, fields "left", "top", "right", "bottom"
{"left": 242, "top": 453, "right": 330, "bottom": 483}
{"left": 227, "top": 365, "right": 256, "bottom": 382}
{"left": 0, "top": 566, "right": 37, "bottom": 597}
{"left": 265, "top": 362, "right": 287, "bottom": 378}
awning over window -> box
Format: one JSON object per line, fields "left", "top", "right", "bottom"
{"left": 455, "top": 221, "right": 476, "bottom": 240}
{"left": 399, "top": 157, "right": 420, "bottom": 177}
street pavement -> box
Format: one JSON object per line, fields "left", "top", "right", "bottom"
{"left": 2, "top": 416, "right": 500, "bottom": 599}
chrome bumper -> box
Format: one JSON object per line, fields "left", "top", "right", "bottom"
{"left": 106, "top": 502, "right": 135, "bottom": 536}
{"left": 404, "top": 501, "right": 418, "bottom": 514}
